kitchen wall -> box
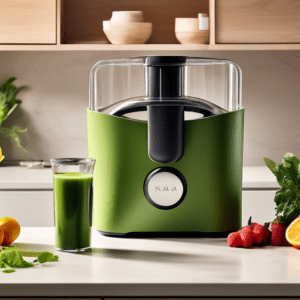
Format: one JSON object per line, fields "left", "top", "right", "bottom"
{"left": 0, "top": 50, "right": 299, "bottom": 166}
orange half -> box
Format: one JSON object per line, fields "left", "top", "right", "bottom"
{"left": 286, "top": 216, "right": 300, "bottom": 249}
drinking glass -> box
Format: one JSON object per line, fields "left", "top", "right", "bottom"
{"left": 50, "top": 158, "right": 96, "bottom": 252}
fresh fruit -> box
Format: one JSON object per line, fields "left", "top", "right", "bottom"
{"left": 250, "top": 222, "right": 271, "bottom": 246}
{"left": 0, "top": 147, "right": 4, "bottom": 163}
{"left": 227, "top": 232, "right": 242, "bottom": 247}
{"left": 285, "top": 216, "right": 300, "bottom": 249}
{"left": 0, "top": 229, "right": 4, "bottom": 245}
{"left": 271, "top": 220, "right": 290, "bottom": 246}
{"left": 0, "top": 217, "right": 20, "bottom": 246}
{"left": 239, "top": 226, "right": 253, "bottom": 248}
{"left": 252, "top": 223, "right": 266, "bottom": 245}
{"left": 261, "top": 223, "right": 271, "bottom": 246}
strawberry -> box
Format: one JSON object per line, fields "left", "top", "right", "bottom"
{"left": 271, "top": 220, "right": 290, "bottom": 246}
{"left": 239, "top": 226, "right": 253, "bottom": 248}
{"left": 262, "top": 226, "right": 271, "bottom": 246}
{"left": 252, "top": 223, "right": 266, "bottom": 245}
{"left": 247, "top": 217, "right": 270, "bottom": 246}
{"left": 227, "top": 232, "right": 242, "bottom": 247}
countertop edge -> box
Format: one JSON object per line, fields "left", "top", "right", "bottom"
{"left": 2, "top": 283, "right": 300, "bottom": 297}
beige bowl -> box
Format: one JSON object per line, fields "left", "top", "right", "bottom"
{"left": 103, "top": 23, "right": 152, "bottom": 44}
{"left": 175, "top": 30, "right": 209, "bottom": 44}
{"left": 111, "top": 11, "right": 143, "bottom": 22}
{"left": 103, "top": 20, "right": 110, "bottom": 29}
{"left": 175, "top": 18, "right": 199, "bottom": 32}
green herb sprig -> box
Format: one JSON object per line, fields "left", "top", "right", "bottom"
{"left": 0, "top": 77, "right": 27, "bottom": 152}
{"left": 264, "top": 153, "right": 300, "bottom": 226}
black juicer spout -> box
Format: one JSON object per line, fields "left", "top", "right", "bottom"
{"left": 146, "top": 56, "right": 186, "bottom": 163}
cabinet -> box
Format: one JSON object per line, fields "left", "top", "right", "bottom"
{"left": 0, "top": 0, "right": 299, "bottom": 50}
{"left": 215, "top": 0, "right": 300, "bottom": 44}
{"left": 0, "top": 0, "right": 56, "bottom": 44}
{"left": 0, "top": 191, "right": 54, "bottom": 226}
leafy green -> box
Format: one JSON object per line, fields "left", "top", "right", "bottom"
{"left": 0, "top": 77, "right": 27, "bottom": 152}
{"left": 0, "top": 246, "right": 59, "bottom": 273}
{"left": 34, "top": 252, "right": 59, "bottom": 264}
{"left": 0, "top": 126, "right": 27, "bottom": 151}
{"left": 2, "top": 268, "right": 15, "bottom": 273}
{"left": 264, "top": 153, "right": 300, "bottom": 226}
{"left": 0, "top": 246, "right": 33, "bottom": 269}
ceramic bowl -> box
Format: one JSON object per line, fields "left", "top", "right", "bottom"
{"left": 111, "top": 11, "right": 143, "bottom": 22}
{"left": 103, "top": 20, "right": 110, "bottom": 30}
{"left": 175, "top": 18, "right": 199, "bottom": 32}
{"left": 175, "top": 30, "right": 209, "bottom": 44}
{"left": 103, "top": 22, "right": 152, "bottom": 44}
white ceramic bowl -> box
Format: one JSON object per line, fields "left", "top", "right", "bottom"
{"left": 111, "top": 11, "right": 143, "bottom": 22}
{"left": 103, "top": 22, "right": 152, "bottom": 44}
{"left": 175, "top": 18, "right": 199, "bottom": 32}
{"left": 103, "top": 20, "right": 110, "bottom": 30}
{"left": 175, "top": 30, "right": 209, "bottom": 44}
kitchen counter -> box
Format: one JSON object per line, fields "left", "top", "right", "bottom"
{"left": 1, "top": 227, "right": 300, "bottom": 297}
{"left": 0, "top": 166, "right": 279, "bottom": 190}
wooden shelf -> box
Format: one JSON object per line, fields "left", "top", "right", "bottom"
{"left": 0, "top": 0, "right": 299, "bottom": 51}
{"left": 0, "top": 43, "right": 300, "bottom": 51}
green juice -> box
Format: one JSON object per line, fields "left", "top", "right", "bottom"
{"left": 53, "top": 172, "right": 93, "bottom": 250}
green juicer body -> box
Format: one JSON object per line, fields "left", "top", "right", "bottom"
{"left": 87, "top": 108, "right": 244, "bottom": 236}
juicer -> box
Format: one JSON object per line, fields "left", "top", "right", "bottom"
{"left": 88, "top": 56, "right": 244, "bottom": 237}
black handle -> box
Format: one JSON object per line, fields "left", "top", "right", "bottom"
{"left": 148, "top": 106, "right": 184, "bottom": 163}
{"left": 146, "top": 57, "right": 186, "bottom": 163}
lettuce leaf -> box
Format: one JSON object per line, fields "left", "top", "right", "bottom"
{"left": 264, "top": 153, "right": 300, "bottom": 226}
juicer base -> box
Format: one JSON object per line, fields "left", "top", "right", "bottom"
{"left": 98, "top": 230, "right": 233, "bottom": 238}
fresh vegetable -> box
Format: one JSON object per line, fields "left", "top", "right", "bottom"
{"left": 0, "top": 246, "right": 33, "bottom": 270}
{"left": 2, "top": 268, "right": 15, "bottom": 273}
{"left": 0, "top": 77, "right": 27, "bottom": 152}
{"left": 286, "top": 216, "right": 300, "bottom": 249}
{"left": 0, "top": 217, "right": 20, "bottom": 246}
{"left": 0, "top": 245, "right": 59, "bottom": 273}
{"left": 33, "top": 251, "right": 59, "bottom": 264}
{"left": 264, "top": 153, "right": 300, "bottom": 226}
{"left": 271, "top": 220, "right": 290, "bottom": 246}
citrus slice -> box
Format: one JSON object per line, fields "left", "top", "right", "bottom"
{"left": 0, "top": 147, "right": 4, "bottom": 163}
{"left": 286, "top": 216, "right": 300, "bottom": 249}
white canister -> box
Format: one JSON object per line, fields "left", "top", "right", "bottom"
{"left": 198, "top": 13, "right": 209, "bottom": 30}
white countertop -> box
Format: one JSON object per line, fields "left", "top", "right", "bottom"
{"left": 0, "top": 166, "right": 279, "bottom": 190}
{"left": 1, "top": 227, "right": 299, "bottom": 297}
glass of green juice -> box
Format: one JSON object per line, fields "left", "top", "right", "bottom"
{"left": 50, "top": 158, "right": 96, "bottom": 252}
